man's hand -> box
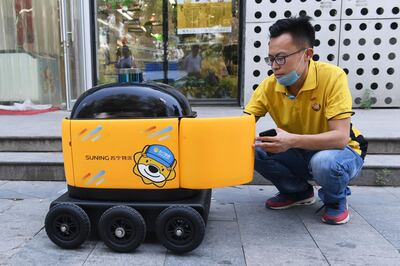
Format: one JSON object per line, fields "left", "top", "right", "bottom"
{"left": 254, "top": 128, "right": 293, "bottom": 153}
{"left": 253, "top": 118, "right": 351, "bottom": 153}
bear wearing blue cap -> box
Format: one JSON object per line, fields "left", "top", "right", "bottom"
{"left": 133, "top": 145, "right": 177, "bottom": 187}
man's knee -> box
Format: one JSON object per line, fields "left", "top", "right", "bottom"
{"left": 254, "top": 148, "right": 284, "bottom": 179}
{"left": 310, "top": 150, "right": 347, "bottom": 185}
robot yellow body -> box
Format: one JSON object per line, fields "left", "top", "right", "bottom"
{"left": 46, "top": 83, "right": 255, "bottom": 253}
{"left": 63, "top": 116, "right": 254, "bottom": 190}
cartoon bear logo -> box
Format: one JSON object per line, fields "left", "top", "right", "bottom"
{"left": 133, "top": 145, "right": 177, "bottom": 188}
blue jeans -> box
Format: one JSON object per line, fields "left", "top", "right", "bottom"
{"left": 255, "top": 147, "right": 364, "bottom": 204}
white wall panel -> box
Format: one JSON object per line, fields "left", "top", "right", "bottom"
{"left": 243, "top": 0, "right": 400, "bottom": 107}
{"left": 244, "top": 22, "right": 271, "bottom": 104}
{"left": 246, "top": 0, "right": 342, "bottom": 23}
{"left": 342, "top": 0, "right": 400, "bottom": 20}
{"left": 338, "top": 19, "right": 400, "bottom": 107}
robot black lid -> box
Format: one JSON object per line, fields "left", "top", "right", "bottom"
{"left": 70, "top": 82, "right": 195, "bottom": 119}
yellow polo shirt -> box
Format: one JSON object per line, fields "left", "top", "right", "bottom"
{"left": 245, "top": 59, "right": 367, "bottom": 159}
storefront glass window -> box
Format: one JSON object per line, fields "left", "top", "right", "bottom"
{"left": 170, "top": 0, "right": 240, "bottom": 101}
{"left": 96, "top": 0, "right": 164, "bottom": 84}
{"left": 0, "top": 0, "right": 62, "bottom": 106}
{"left": 95, "top": 0, "right": 240, "bottom": 103}
{"left": 0, "top": 0, "right": 86, "bottom": 109}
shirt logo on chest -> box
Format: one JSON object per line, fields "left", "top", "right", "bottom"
{"left": 312, "top": 103, "right": 321, "bottom": 111}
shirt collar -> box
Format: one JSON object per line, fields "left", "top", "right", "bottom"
{"left": 274, "top": 59, "right": 318, "bottom": 93}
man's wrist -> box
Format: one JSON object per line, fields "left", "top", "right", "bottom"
{"left": 290, "top": 133, "right": 301, "bottom": 149}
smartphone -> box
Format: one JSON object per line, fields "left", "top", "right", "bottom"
{"left": 259, "top": 129, "right": 277, "bottom": 137}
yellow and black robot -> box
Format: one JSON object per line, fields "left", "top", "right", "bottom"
{"left": 45, "top": 82, "right": 255, "bottom": 253}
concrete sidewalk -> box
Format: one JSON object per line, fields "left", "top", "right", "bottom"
{"left": 1, "top": 107, "right": 400, "bottom": 138}
{"left": 0, "top": 181, "right": 399, "bottom": 265}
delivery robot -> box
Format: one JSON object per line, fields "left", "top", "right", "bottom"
{"left": 45, "top": 82, "right": 255, "bottom": 253}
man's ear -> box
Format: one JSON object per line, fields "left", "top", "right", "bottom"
{"left": 305, "top": 48, "right": 314, "bottom": 59}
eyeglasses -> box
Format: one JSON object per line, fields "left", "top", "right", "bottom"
{"left": 264, "top": 48, "right": 306, "bottom": 66}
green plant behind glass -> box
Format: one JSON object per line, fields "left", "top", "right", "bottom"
{"left": 101, "top": 0, "right": 134, "bottom": 10}
{"left": 360, "top": 88, "right": 373, "bottom": 109}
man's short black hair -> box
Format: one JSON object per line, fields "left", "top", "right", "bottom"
{"left": 269, "top": 16, "right": 315, "bottom": 48}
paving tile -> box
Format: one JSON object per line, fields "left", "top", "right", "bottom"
{"left": 236, "top": 202, "right": 327, "bottom": 265}
{"left": 0, "top": 111, "right": 68, "bottom": 137}
{"left": 193, "top": 106, "right": 245, "bottom": 118}
{"left": 212, "top": 186, "right": 252, "bottom": 204}
{"left": 350, "top": 204, "right": 400, "bottom": 249}
{"left": 348, "top": 186, "right": 400, "bottom": 205}
{"left": 0, "top": 181, "right": 66, "bottom": 200}
{"left": 384, "top": 187, "right": 400, "bottom": 199}
{"left": 244, "top": 246, "right": 328, "bottom": 266}
{"left": 0, "top": 199, "right": 14, "bottom": 213}
{"left": 7, "top": 230, "right": 96, "bottom": 266}
{"left": 296, "top": 204, "right": 400, "bottom": 263}
{"left": 0, "top": 199, "right": 51, "bottom": 260}
{"left": 324, "top": 252, "right": 400, "bottom": 266}
{"left": 0, "top": 189, "right": 32, "bottom": 200}
{"left": 164, "top": 220, "right": 246, "bottom": 266}
{"left": 235, "top": 203, "right": 319, "bottom": 248}
{"left": 247, "top": 185, "right": 279, "bottom": 203}
{"left": 85, "top": 241, "right": 166, "bottom": 266}
{"left": 208, "top": 200, "right": 236, "bottom": 221}
{"left": 212, "top": 185, "right": 279, "bottom": 205}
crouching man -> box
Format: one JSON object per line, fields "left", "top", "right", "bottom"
{"left": 245, "top": 16, "right": 367, "bottom": 225}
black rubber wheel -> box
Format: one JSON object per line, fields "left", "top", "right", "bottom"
{"left": 156, "top": 205, "right": 205, "bottom": 254}
{"left": 98, "top": 205, "right": 146, "bottom": 252}
{"left": 45, "top": 203, "right": 90, "bottom": 249}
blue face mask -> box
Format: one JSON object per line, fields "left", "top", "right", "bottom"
{"left": 276, "top": 71, "right": 300, "bottom": 86}
{"left": 276, "top": 52, "right": 306, "bottom": 86}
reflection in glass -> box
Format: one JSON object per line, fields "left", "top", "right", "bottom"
{"left": 0, "top": 0, "right": 85, "bottom": 108}
{"left": 96, "top": 0, "right": 165, "bottom": 84}
{"left": 171, "top": 0, "right": 240, "bottom": 100}
{"left": 95, "top": 0, "right": 240, "bottom": 102}
{"left": 0, "top": 0, "right": 62, "bottom": 106}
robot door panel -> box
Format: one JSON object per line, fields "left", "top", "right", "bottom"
{"left": 179, "top": 115, "right": 255, "bottom": 189}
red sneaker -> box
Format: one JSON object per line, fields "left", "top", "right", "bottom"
{"left": 265, "top": 187, "right": 315, "bottom": 210}
{"left": 321, "top": 201, "right": 349, "bottom": 225}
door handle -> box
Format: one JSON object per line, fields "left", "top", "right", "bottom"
{"left": 67, "top": 31, "right": 73, "bottom": 43}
